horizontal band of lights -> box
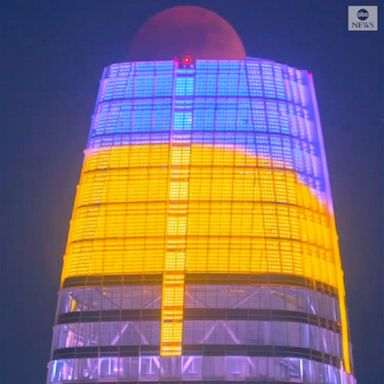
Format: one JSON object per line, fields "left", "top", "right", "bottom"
{"left": 52, "top": 345, "right": 341, "bottom": 367}
{"left": 61, "top": 273, "right": 338, "bottom": 297}
{"left": 56, "top": 309, "right": 340, "bottom": 330}
{"left": 47, "top": 356, "right": 355, "bottom": 384}
{"left": 55, "top": 59, "right": 352, "bottom": 375}
{"left": 57, "top": 281, "right": 339, "bottom": 319}
{"left": 62, "top": 145, "right": 336, "bottom": 285}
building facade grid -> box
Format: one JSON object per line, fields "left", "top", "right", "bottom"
{"left": 47, "top": 58, "right": 356, "bottom": 384}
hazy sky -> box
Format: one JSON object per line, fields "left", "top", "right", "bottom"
{"left": 2, "top": 1, "right": 383, "bottom": 382}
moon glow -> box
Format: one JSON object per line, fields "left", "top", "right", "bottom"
{"left": 129, "top": 6, "right": 246, "bottom": 61}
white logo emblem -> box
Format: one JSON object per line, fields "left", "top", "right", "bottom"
{"left": 348, "top": 5, "right": 378, "bottom": 31}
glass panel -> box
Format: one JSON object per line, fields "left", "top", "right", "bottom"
{"left": 57, "top": 286, "right": 161, "bottom": 314}
{"left": 47, "top": 356, "right": 356, "bottom": 383}
{"left": 183, "top": 320, "right": 341, "bottom": 357}
{"left": 185, "top": 285, "right": 339, "bottom": 321}
{"left": 53, "top": 321, "right": 160, "bottom": 349}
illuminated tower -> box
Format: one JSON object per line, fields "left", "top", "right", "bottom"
{"left": 46, "top": 55, "right": 356, "bottom": 383}
{"left": 47, "top": 2, "right": 359, "bottom": 376}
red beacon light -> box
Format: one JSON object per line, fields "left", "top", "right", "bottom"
{"left": 183, "top": 55, "right": 191, "bottom": 64}
{"left": 182, "top": 55, "right": 193, "bottom": 67}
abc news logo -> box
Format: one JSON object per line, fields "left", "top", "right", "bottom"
{"left": 348, "top": 6, "right": 378, "bottom": 31}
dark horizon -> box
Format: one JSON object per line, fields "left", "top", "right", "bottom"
{"left": 2, "top": 1, "right": 383, "bottom": 383}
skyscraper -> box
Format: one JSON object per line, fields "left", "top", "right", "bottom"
{"left": 46, "top": 55, "right": 356, "bottom": 383}
{"left": 47, "top": 6, "right": 358, "bottom": 380}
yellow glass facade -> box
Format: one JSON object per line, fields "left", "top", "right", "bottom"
{"left": 60, "top": 143, "right": 351, "bottom": 369}
{"left": 62, "top": 145, "right": 337, "bottom": 287}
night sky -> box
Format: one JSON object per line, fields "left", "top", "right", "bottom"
{"left": 2, "top": 1, "right": 383, "bottom": 382}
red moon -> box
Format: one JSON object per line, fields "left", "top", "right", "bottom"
{"left": 129, "top": 6, "right": 246, "bottom": 61}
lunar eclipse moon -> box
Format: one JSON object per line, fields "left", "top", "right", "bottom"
{"left": 128, "top": 6, "right": 246, "bottom": 61}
